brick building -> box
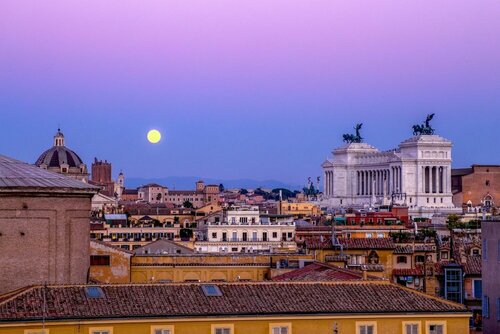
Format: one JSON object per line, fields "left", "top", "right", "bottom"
{"left": 0, "top": 154, "right": 97, "bottom": 294}
{"left": 90, "top": 158, "right": 115, "bottom": 197}
{"left": 452, "top": 165, "right": 499, "bottom": 211}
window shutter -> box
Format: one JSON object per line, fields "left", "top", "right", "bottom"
{"left": 497, "top": 298, "right": 500, "bottom": 321}
{"left": 483, "top": 295, "right": 490, "bottom": 318}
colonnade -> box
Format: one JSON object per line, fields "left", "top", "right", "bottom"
{"left": 422, "top": 166, "right": 449, "bottom": 193}
{"left": 356, "top": 166, "right": 402, "bottom": 196}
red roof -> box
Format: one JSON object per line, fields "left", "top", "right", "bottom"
{"left": 272, "top": 262, "right": 381, "bottom": 281}
{"left": 0, "top": 282, "right": 467, "bottom": 322}
{"left": 306, "top": 237, "right": 395, "bottom": 250}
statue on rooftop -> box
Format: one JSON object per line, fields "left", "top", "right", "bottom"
{"left": 412, "top": 113, "right": 435, "bottom": 135}
{"left": 343, "top": 123, "right": 363, "bottom": 143}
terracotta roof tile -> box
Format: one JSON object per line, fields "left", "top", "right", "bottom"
{"left": 0, "top": 282, "right": 467, "bottom": 322}
{"left": 306, "top": 237, "right": 395, "bottom": 250}
{"left": 272, "top": 263, "right": 381, "bottom": 282}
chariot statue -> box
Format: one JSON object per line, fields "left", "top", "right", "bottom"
{"left": 412, "top": 113, "right": 435, "bottom": 135}
{"left": 343, "top": 123, "right": 363, "bottom": 143}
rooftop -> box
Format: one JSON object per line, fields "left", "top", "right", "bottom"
{"left": 272, "top": 262, "right": 381, "bottom": 281}
{"left": 0, "top": 281, "right": 467, "bottom": 322}
{"left": 0, "top": 154, "right": 97, "bottom": 193}
{"left": 306, "top": 237, "right": 396, "bottom": 250}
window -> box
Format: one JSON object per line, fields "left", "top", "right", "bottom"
{"left": 89, "top": 328, "right": 112, "bottom": 334}
{"left": 483, "top": 295, "right": 490, "bottom": 318}
{"left": 85, "top": 286, "right": 105, "bottom": 299}
{"left": 272, "top": 327, "right": 289, "bottom": 334}
{"left": 214, "top": 329, "right": 230, "bottom": 334}
{"left": 403, "top": 323, "right": 419, "bottom": 334}
{"left": 272, "top": 232, "right": 278, "bottom": 238}
{"left": 263, "top": 232, "right": 268, "bottom": 241}
{"left": 441, "top": 251, "right": 448, "bottom": 260}
{"left": 90, "top": 255, "right": 110, "bottom": 266}
{"left": 473, "top": 279, "right": 482, "bottom": 299}
{"left": 366, "top": 233, "right": 373, "bottom": 238}
{"left": 428, "top": 324, "right": 443, "bottom": 334}
{"left": 211, "top": 324, "right": 233, "bottom": 334}
{"left": 151, "top": 326, "right": 174, "bottom": 334}
{"left": 269, "top": 323, "right": 291, "bottom": 334}
{"left": 415, "top": 255, "right": 425, "bottom": 263}
{"left": 356, "top": 322, "right": 376, "bottom": 334}
{"left": 397, "top": 256, "right": 408, "bottom": 264}
{"left": 212, "top": 232, "right": 217, "bottom": 239}
{"left": 201, "top": 285, "right": 223, "bottom": 296}
{"left": 444, "top": 267, "right": 463, "bottom": 303}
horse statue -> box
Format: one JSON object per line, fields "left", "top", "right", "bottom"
{"left": 343, "top": 123, "right": 363, "bottom": 143}
{"left": 412, "top": 114, "right": 435, "bottom": 136}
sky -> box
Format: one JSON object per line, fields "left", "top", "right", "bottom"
{"left": 1, "top": 1, "right": 499, "bottom": 186}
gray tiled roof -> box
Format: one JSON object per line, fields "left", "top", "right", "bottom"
{"left": 0, "top": 154, "right": 98, "bottom": 192}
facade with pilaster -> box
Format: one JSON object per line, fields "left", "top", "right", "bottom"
{"left": 322, "top": 135, "right": 455, "bottom": 214}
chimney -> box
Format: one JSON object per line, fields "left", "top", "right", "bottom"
{"left": 362, "top": 269, "right": 368, "bottom": 280}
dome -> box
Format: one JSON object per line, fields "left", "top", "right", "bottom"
{"left": 35, "top": 146, "right": 84, "bottom": 168}
{"left": 35, "top": 129, "right": 85, "bottom": 168}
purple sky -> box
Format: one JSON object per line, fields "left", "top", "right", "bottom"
{"left": 1, "top": 1, "right": 499, "bottom": 184}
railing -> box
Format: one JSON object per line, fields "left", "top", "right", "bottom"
{"left": 325, "top": 254, "right": 349, "bottom": 262}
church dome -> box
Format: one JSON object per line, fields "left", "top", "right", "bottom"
{"left": 35, "top": 129, "right": 85, "bottom": 168}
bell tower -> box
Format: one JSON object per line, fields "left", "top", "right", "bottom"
{"left": 53, "top": 128, "right": 65, "bottom": 147}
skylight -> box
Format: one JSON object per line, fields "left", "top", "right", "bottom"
{"left": 201, "top": 285, "right": 223, "bottom": 296}
{"left": 85, "top": 286, "right": 105, "bottom": 298}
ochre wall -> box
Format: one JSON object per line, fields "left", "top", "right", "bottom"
{"left": 0, "top": 315, "right": 470, "bottom": 334}
{"left": 89, "top": 242, "right": 131, "bottom": 284}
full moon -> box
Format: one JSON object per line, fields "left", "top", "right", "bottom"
{"left": 147, "top": 129, "right": 161, "bottom": 144}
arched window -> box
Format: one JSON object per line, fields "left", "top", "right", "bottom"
{"left": 484, "top": 195, "right": 493, "bottom": 208}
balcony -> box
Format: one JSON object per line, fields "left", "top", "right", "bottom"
{"left": 200, "top": 238, "right": 294, "bottom": 243}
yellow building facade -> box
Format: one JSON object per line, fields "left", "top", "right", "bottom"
{"left": 4, "top": 314, "right": 470, "bottom": 334}
{"left": 130, "top": 253, "right": 314, "bottom": 283}
{"left": 279, "top": 201, "right": 320, "bottom": 217}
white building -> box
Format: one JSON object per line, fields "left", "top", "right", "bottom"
{"left": 322, "top": 135, "right": 458, "bottom": 215}
{"left": 195, "top": 206, "right": 296, "bottom": 253}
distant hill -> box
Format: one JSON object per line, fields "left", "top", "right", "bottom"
{"left": 125, "top": 176, "right": 303, "bottom": 191}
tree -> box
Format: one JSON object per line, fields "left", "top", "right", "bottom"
{"left": 239, "top": 188, "right": 248, "bottom": 195}
{"left": 183, "top": 200, "right": 194, "bottom": 208}
{"left": 219, "top": 183, "right": 225, "bottom": 192}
